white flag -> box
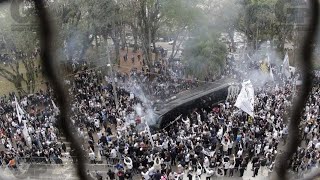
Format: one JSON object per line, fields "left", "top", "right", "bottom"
{"left": 267, "top": 54, "right": 274, "bottom": 81}
{"left": 130, "top": 93, "right": 134, "bottom": 100}
{"left": 15, "top": 97, "right": 24, "bottom": 123}
{"left": 51, "top": 100, "right": 60, "bottom": 113}
{"left": 22, "top": 120, "right": 30, "bottom": 140}
{"left": 270, "top": 66, "right": 274, "bottom": 81}
{"left": 282, "top": 52, "right": 290, "bottom": 78}
{"left": 235, "top": 80, "right": 255, "bottom": 117}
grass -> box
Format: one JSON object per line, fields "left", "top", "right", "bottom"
{"left": 0, "top": 60, "right": 46, "bottom": 96}
{"left": 0, "top": 48, "right": 156, "bottom": 95}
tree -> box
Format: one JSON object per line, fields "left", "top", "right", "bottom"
{"left": 0, "top": 3, "right": 38, "bottom": 94}
{"left": 120, "top": 0, "right": 141, "bottom": 52}
{"left": 208, "top": 0, "right": 241, "bottom": 52}
{"left": 136, "top": 0, "right": 162, "bottom": 66}
{"left": 235, "top": 0, "right": 277, "bottom": 51}
{"left": 84, "top": 0, "right": 124, "bottom": 65}
{"left": 49, "top": 0, "right": 94, "bottom": 63}
{"left": 0, "top": 32, "right": 39, "bottom": 94}
{"left": 235, "top": 0, "right": 295, "bottom": 55}
{"left": 183, "top": 30, "right": 227, "bottom": 80}
{"left": 161, "top": 0, "right": 203, "bottom": 59}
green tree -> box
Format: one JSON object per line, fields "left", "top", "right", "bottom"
{"left": 0, "top": 4, "right": 38, "bottom": 94}
{"left": 236, "top": 0, "right": 294, "bottom": 55}
{"left": 136, "top": 0, "right": 162, "bottom": 66}
{"left": 161, "top": 0, "right": 203, "bottom": 59}
{"left": 49, "top": 0, "right": 95, "bottom": 63}
{"left": 208, "top": 0, "right": 241, "bottom": 52}
{"left": 236, "top": 0, "right": 276, "bottom": 51}
{"left": 183, "top": 30, "right": 227, "bottom": 80}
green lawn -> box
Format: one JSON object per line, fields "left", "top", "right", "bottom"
{"left": 0, "top": 61, "right": 46, "bottom": 95}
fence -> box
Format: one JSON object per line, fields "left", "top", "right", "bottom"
{"left": 0, "top": 156, "right": 141, "bottom": 180}
{"left": 0, "top": 0, "right": 319, "bottom": 180}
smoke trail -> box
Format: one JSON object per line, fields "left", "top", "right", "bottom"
{"left": 232, "top": 41, "right": 286, "bottom": 88}
{"left": 121, "top": 78, "right": 158, "bottom": 126}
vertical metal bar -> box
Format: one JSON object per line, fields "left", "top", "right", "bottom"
{"left": 32, "top": 0, "right": 88, "bottom": 179}
{"left": 272, "top": 1, "right": 319, "bottom": 179}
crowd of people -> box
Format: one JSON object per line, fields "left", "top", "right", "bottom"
{"left": 0, "top": 57, "right": 319, "bottom": 180}
{"left": 0, "top": 63, "right": 200, "bottom": 177}
{"left": 92, "top": 81, "right": 319, "bottom": 180}
{"left": 0, "top": 90, "right": 65, "bottom": 168}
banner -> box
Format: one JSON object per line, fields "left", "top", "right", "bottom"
{"left": 235, "top": 80, "right": 254, "bottom": 117}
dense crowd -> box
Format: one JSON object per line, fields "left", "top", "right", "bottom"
{"left": 0, "top": 64, "right": 199, "bottom": 176}
{"left": 0, "top": 90, "right": 64, "bottom": 167}
{"left": 0, "top": 59, "right": 319, "bottom": 180}
{"left": 95, "top": 81, "right": 319, "bottom": 180}
{"left": 114, "top": 64, "right": 200, "bottom": 103}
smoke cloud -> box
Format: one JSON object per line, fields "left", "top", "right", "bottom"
{"left": 121, "top": 79, "right": 158, "bottom": 126}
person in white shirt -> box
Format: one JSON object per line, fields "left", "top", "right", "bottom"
{"left": 222, "top": 139, "right": 229, "bottom": 156}
{"left": 110, "top": 148, "right": 117, "bottom": 159}
{"left": 228, "top": 140, "right": 233, "bottom": 155}
{"left": 94, "top": 119, "right": 100, "bottom": 131}
{"left": 141, "top": 169, "right": 150, "bottom": 180}
{"left": 195, "top": 163, "right": 202, "bottom": 180}
{"left": 223, "top": 156, "right": 230, "bottom": 176}
{"left": 229, "top": 160, "right": 235, "bottom": 177}
{"left": 181, "top": 117, "right": 190, "bottom": 130}
{"left": 195, "top": 112, "right": 202, "bottom": 125}
{"left": 203, "top": 157, "right": 210, "bottom": 168}
{"left": 89, "top": 151, "right": 96, "bottom": 164}
{"left": 315, "top": 142, "right": 320, "bottom": 150}
{"left": 237, "top": 148, "right": 243, "bottom": 158}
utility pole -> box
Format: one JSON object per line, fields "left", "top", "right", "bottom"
{"left": 106, "top": 39, "right": 119, "bottom": 109}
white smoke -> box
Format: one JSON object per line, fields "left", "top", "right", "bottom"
{"left": 134, "top": 103, "right": 143, "bottom": 117}
{"left": 122, "top": 79, "right": 158, "bottom": 126}
{"left": 233, "top": 41, "right": 285, "bottom": 88}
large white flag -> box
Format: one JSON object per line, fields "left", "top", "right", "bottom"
{"left": 51, "top": 100, "right": 60, "bottom": 113}
{"left": 267, "top": 54, "right": 274, "bottom": 81}
{"left": 22, "top": 120, "right": 30, "bottom": 140}
{"left": 282, "top": 52, "right": 291, "bottom": 78}
{"left": 14, "top": 97, "right": 25, "bottom": 123}
{"left": 14, "top": 97, "right": 30, "bottom": 140}
{"left": 235, "top": 80, "right": 255, "bottom": 117}
{"left": 270, "top": 67, "right": 274, "bottom": 81}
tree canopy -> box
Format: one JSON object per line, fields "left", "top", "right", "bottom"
{"left": 0, "top": 0, "right": 307, "bottom": 93}
{"left": 183, "top": 30, "right": 227, "bottom": 80}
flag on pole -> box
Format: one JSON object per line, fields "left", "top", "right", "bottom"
{"left": 235, "top": 80, "right": 255, "bottom": 117}
{"left": 14, "top": 97, "right": 25, "bottom": 123}
{"left": 51, "top": 100, "right": 60, "bottom": 113}
{"left": 270, "top": 66, "right": 274, "bottom": 81}
{"left": 260, "top": 61, "right": 269, "bottom": 74}
{"left": 22, "top": 120, "right": 30, "bottom": 140}
{"left": 282, "top": 52, "right": 291, "bottom": 78}
{"left": 267, "top": 54, "right": 274, "bottom": 81}
{"left": 15, "top": 97, "right": 25, "bottom": 115}
{"left": 14, "top": 97, "right": 30, "bottom": 140}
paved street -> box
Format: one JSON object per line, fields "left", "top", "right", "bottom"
{"left": 0, "top": 161, "right": 270, "bottom": 180}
